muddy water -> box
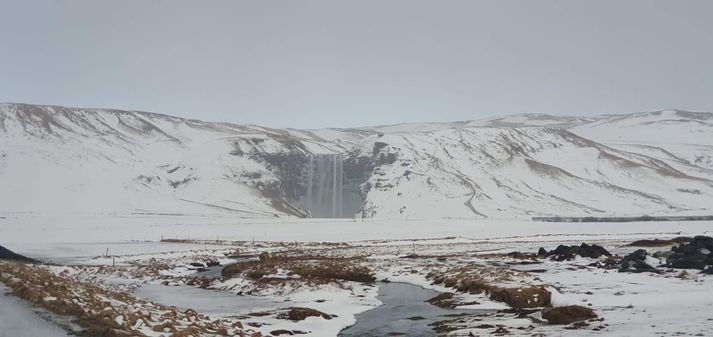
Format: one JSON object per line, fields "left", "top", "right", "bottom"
{"left": 339, "top": 282, "right": 484, "bottom": 337}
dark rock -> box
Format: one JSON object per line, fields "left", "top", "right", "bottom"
{"left": 618, "top": 249, "right": 659, "bottom": 273}
{"left": 427, "top": 292, "right": 457, "bottom": 309}
{"left": 652, "top": 250, "right": 674, "bottom": 259}
{"left": 506, "top": 251, "right": 537, "bottom": 260}
{"left": 537, "top": 247, "right": 548, "bottom": 257}
{"left": 372, "top": 142, "right": 388, "bottom": 156}
{"left": 666, "top": 235, "right": 713, "bottom": 271}
{"left": 702, "top": 266, "right": 713, "bottom": 275}
{"left": 0, "top": 245, "right": 36, "bottom": 263}
{"left": 693, "top": 236, "right": 713, "bottom": 250}
{"left": 541, "top": 243, "right": 611, "bottom": 261}
{"left": 628, "top": 239, "right": 677, "bottom": 247}
{"left": 585, "top": 244, "right": 613, "bottom": 258}
{"left": 270, "top": 330, "right": 307, "bottom": 336}
{"left": 277, "top": 307, "right": 334, "bottom": 321}
{"left": 671, "top": 236, "right": 694, "bottom": 243}
{"left": 670, "top": 258, "right": 708, "bottom": 270}
{"left": 626, "top": 249, "right": 648, "bottom": 261}
{"left": 541, "top": 305, "right": 598, "bottom": 325}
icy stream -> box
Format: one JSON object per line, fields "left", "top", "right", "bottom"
{"left": 133, "top": 284, "right": 286, "bottom": 318}
{"left": 0, "top": 284, "right": 69, "bottom": 337}
{"left": 339, "top": 282, "right": 484, "bottom": 337}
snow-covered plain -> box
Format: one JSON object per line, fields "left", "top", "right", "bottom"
{"left": 2, "top": 215, "right": 713, "bottom": 336}
{"left": 3, "top": 214, "right": 712, "bottom": 260}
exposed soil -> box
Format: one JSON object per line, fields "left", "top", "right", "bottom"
{"left": 541, "top": 305, "right": 598, "bottom": 325}
{"left": 222, "top": 253, "right": 375, "bottom": 283}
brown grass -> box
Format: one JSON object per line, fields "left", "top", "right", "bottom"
{"left": 427, "top": 266, "right": 551, "bottom": 309}
{"left": 221, "top": 254, "right": 375, "bottom": 283}
{"left": 541, "top": 305, "right": 597, "bottom": 324}
{"left": 0, "top": 262, "right": 256, "bottom": 337}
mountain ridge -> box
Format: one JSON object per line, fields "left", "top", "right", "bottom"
{"left": 2, "top": 102, "right": 712, "bottom": 219}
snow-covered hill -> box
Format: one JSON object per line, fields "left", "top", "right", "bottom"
{"left": 1, "top": 103, "right": 711, "bottom": 219}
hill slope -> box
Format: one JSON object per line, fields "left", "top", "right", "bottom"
{"left": 1, "top": 103, "right": 711, "bottom": 219}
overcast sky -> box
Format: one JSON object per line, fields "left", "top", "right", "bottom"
{"left": 1, "top": 1, "right": 712, "bottom": 128}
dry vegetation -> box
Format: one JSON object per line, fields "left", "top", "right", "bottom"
{"left": 221, "top": 253, "right": 375, "bottom": 284}
{"left": 0, "top": 262, "right": 257, "bottom": 337}
{"left": 426, "top": 264, "right": 551, "bottom": 309}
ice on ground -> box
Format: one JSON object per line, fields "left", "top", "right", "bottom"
{"left": 0, "top": 284, "right": 69, "bottom": 337}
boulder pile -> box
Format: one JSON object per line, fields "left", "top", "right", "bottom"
{"left": 666, "top": 235, "right": 713, "bottom": 272}
{"left": 537, "top": 243, "right": 612, "bottom": 261}
{"left": 610, "top": 249, "right": 659, "bottom": 273}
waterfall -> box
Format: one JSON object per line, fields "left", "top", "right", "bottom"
{"left": 300, "top": 154, "right": 344, "bottom": 218}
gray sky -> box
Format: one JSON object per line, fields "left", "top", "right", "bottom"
{"left": 1, "top": 1, "right": 712, "bottom": 128}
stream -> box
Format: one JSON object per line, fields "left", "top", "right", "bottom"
{"left": 0, "top": 284, "right": 69, "bottom": 337}
{"left": 339, "top": 282, "right": 484, "bottom": 337}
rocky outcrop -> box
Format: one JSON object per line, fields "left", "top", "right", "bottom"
{"left": 615, "top": 249, "right": 659, "bottom": 273}
{"left": 537, "top": 243, "right": 611, "bottom": 261}
{"left": 0, "top": 245, "right": 36, "bottom": 263}
{"left": 666, "top": 236, "right": 713, "bottom": 271}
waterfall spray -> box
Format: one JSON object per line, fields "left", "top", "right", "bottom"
{"left": 300, "top": 154, "right": 344, "bottom": 218}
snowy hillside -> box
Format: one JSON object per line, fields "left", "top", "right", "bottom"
{"left": 0, "top": 103, "right": 342, "bottom": 218}
{"left": 1, "top": 103, "right": 712, "bottom": 219}
{"left": 571, "top": 110, "right": 713, "bottom": 171}
{"left": 354, "top": 126, "right": 713, "bottom": 218}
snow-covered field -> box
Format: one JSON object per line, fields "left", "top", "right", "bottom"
{"left": 2, "top": 216, "right": 712, "bottom": 336}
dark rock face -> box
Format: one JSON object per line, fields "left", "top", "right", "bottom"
{"left": 666, "top": 236, "right": 713, "bottom": 271}
{"left": 541, "top": 305, "right": 598, "bottom": 325}
{"left": 538, "top": 243, "right": 612, "bottom": 261}
{"left": 0, "top": 245, "right": 36, "bottom": 263}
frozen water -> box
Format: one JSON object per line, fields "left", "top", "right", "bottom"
{"left": 0, "top": 284, "right": 69, "bottom": 337}
{"left": 133, "top": 284, "right": 286, "bottom": 318}
{"left": 340, "top": 282, "right": 487, "bottom": 337}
